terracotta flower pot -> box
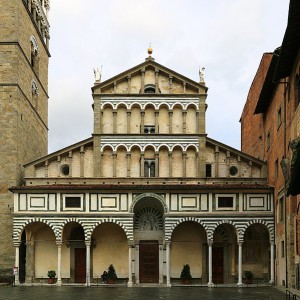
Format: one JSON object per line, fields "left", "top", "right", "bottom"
{"left": 48, "top": 278, "right": 55, "bottom": 284}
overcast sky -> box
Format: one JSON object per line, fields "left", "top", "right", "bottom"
{"left": 48, "top": 0, "right": 289, "bottom": 154}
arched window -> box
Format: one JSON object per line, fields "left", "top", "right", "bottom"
{"left": 30, "top": 35, "right": 39, "bottom": 74}
{"left": 144, "top": 160, "right": 155, "bottom": 177}
{"left": 144, "top": 84, "right": 156, "bottom": 94}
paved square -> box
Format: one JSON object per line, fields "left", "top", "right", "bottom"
{"left": 0, "top": 286, "right": 285, "bottom": 300}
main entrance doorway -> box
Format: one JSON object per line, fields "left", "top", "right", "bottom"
{"left": 75, "top": 248, "right": 86, "bottom": 283}
{"left": 139, "top": 241, "right": 159, "bottom": 283}
{"left": 212, "top": 247, "right": 223, "bottom": 283}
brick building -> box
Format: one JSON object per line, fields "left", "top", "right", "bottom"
{"left": 0, "top": 0, "right": 50, "bottom": 275}
{"left": 240, "top": 0, "right": 300, "bottom": 289}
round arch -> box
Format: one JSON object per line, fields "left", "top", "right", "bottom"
{"left": 130, "top": 193, "right": 168, "bottom": 214}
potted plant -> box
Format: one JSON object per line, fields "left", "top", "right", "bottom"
{"left": 180, "top": 264, "right": 192, "bottom": 284}
{"left": 107, "top": 264, "right": 117, "bottom": 284}
{"left": 244, "top": 270, "right": 253, "bottom": 284}
{"left": 47, "top": 270, "right": 56, "bottom": 284}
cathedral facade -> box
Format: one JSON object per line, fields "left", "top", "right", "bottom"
{"left": 10, "top": 49, "right": 274, "bottom": 286}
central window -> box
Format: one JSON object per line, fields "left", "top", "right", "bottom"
{"left": 218, "top": 197, "right": 233, "bottom": 208}
{"left": 144, "top": 125, "right": 155, "bottom": 133}
{"left": 63, "top": 194, "right": 84, "bottom": 211}
{"left": 65, "top": 196, "right": 81, "bottom": 208}
{"left": 144, "top": 160, "right": 155, "bottom": 177}
{"left": 216, "top": 194, "right": 236, "bottom": 210}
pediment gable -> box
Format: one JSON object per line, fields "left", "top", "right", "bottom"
{"left": 23, "top": 138, "right": 93, "bottom": 177}
{"left": 92, "top": 58, "right": 207, "bottom": 95}
{"left": 206, "top": 137, "right": 267, "bottom": 168}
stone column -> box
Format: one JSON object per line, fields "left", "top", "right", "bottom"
{"left": 226, "top": 151, "right": 230, "bottom": 177}
{"left": 237, "top": 156, "right": 241, "bottom": 177}
{"left": 155, "top": 152, "right": 159, "bottom": 177}
{"left": 45, "top": 160, "right": 48, "bottom": 177}
{"left": 231, "top": 243, "right": 236, "bottom": 278}
{"left": 166, "top": 242, "right": 171, "bottom": 287}
{"left": 141, "top": 111, "right": 145, "bottom": 133}
{"left": 113, "top": 111, "right": 117, "bottom": 133}
{"left": 270, "top": 242, "right": 275, "bottom": 285}
{"left": 127, "top": 75, "right": 131, "bottom": 93}
{"left": 32, "top": 6, "right": 37, "bottom": 22}
{"left": 135, "top": 245, "right": 140, "bottom": 284}
{"left": 248, "top": 161, "right": 253, "bottom": 177}
{"left": 57, "top": 155, "right": 61, "bottom": 177}
{"left": 100, "top": 111, "right": 103, "bottom": 134}
{"left": 208, "top": 241, "right": 214, "bottom": 287}
{"left": 68, "top": 151, "right": 72, "bottom": 176}
{"left": 113, "top": 152, "right": 116, "bottom": 177}
{"left": 215, "top": 146, "right": 219, "bottom": 178}
{"left": 169, "top": 75, "right": 173, "bottom": 94}
{"left": 159, "top": 244, "right": 163, "bottom": 283}
{"left": 155, "top": 68, "right": 159, "bottom": 93}
{"left": 183, "top": 111, "right": 187, "bottom": 133}
{"left": 141, "top": 68, "right": 145, "bottom": 92}
{"left": 128, "top": 245, "right": 133, "bottom": 287}
{"left": 168, "top": 153, "right": 172, "bottom": 177}
{"left": 80, "top": 146, "right": 84, "bottom": 177}
{"left": 127, "top": 111, "right": 131, "bottom": 133}
{"left": 196, "top": 152, "right": 200, "bottom": 177}
{"left": 126, "top": 152, "right": 131, "bottom": 177}
{"left": 182, "top": 152, "right": 187, "bottom": 177}
{"left": 14, "top": 241, "right": 21, "bottom": 286}
{"left": 26, "top": 241, "right": 35, "bottom": 283}
{"left": 237, "top": 242, "right": 243, "bottom": 286}
{"left": 28, "top": 0, "right": 32, "bottom": 12}
{"left": 155, "top": 111, "right": 159, "bottom": 133}
{"left": 57, "top": 241, "right": 62, "bottom": 286}
{"left": 86, "top": 241, "right": 91, "bottom": 286}
{"left": 100, "top": 153, "right": 103, "bottom": 177}
{"left": 168, "top": 111, "right": 173, "bottom": 133}
{"left": 196, "top": 111, "right": 199, "bottom": 133}
{"left": 141, "top": 153, "right": 145, "bottom": 177}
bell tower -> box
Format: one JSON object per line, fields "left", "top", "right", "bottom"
{"left": 0, "top": 0, "right": 50, "bottom": 272}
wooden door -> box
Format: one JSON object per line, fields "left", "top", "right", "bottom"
{"left": 139, "top": 241, "right": 159, "bottom": 283}
{"left": 75, "top": 248, "right": 86, "bottom": 283}
{"left": 212, "top": 247, "right": 223, "bottom": 283}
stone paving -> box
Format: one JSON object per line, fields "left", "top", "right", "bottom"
{"left": 0, "top": 286, "right": 286, "bottom": 300}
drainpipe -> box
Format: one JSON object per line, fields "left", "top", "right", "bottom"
{"left": 283, "top": 79, "right": 288, "bottom": 288}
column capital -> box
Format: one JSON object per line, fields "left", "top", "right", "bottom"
{"left": 208, "top": 240, "right": 213, "bottom": 246}
{"left": 56, "top": 241, "right": 62, "bottom": 246}
{"left": 13, "top": 241, "right": 21, "bottom": 247}
{"left": 85, "top": 240, "right": 91, "bottom": 247}
{"left": 238, "top": 241, "right": 243, "bottom": 246}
